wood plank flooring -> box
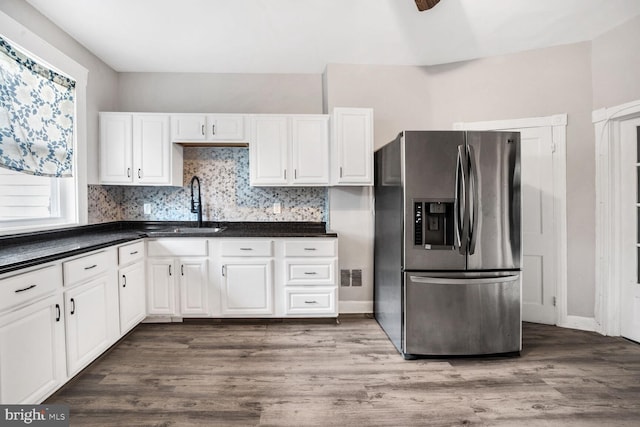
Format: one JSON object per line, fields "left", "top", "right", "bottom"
{"left": 46, "top": 317, "right": 640, "bottom": 426}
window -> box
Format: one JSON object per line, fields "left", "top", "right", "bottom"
{"left": 0, "top": 30, "right": 81, "bottom": 234}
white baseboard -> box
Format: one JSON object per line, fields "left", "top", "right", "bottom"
{"left": 339, "top": 300, "right": 373, "bottom": 314}
{"left": 557, "top": 315, "right": 599, "bottom": 333}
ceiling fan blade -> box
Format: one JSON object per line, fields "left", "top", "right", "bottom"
{"left": 415, "top": 0, "right": 441, "bottom": 12}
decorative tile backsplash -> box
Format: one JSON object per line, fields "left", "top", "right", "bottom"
{"left": 88, "top": 147, "right": 328, "bottom": 223}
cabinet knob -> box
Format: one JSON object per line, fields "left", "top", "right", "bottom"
{"left": 55, "top": 304, "right": 61, "bottom": 322}
{"left": 138, "top": 169, "right": 142, "bottom": 179}
{"left": 212, "top": 124, "right": 216, "bottom": 135}
{"left": 122, "top": 274, "right": 127, "bottom": 287}
{"left": 70, "top": 298, "right": 76, "bottom": 315}
{"left": 201, "top": 124, "right": 205, "bottom": 136}
{"left": 127, "top": 167, "right": 131, "bottom": 178}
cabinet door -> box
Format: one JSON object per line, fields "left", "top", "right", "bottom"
{"left": 171, "top": 115, "right": 206, "bottom": 141}
{"left": 147, "top": 258, "right": 176, "bottom": 315}
{"left": 291, "top": 116, "right": 330, "bottom": 185}
{"left": 332, "top": 108, "right": 374, "bottom": 185}
{"left": 99, "top": 113, "right": 133, "bottom": 184}
{"left": 221, "top": 259, "right": 273, "bottom": 315}
{"left": 65, "top": 276, "right": 112, "bottom": 376}
{"left": 178, "top": 258, "right": 209, "bottom": 316}
{"left": 133, "top": 115, "right": 171, "bottom": 185}
{"left": 0, "top": 295, "right": 65, "bottom": 404}
{"left": 250, "top": 116, "right": 288, "bottom": 186}
{"left": 207, "top": 114, "right": 246, "bottom": 141}
{"left": 119, "top": 261, "right": 146, "bottom": 335}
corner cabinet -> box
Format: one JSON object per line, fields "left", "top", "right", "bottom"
{"left": 249, "top": 115, "right": 330, "bottom": 186}
{"left": 99, "top": 113, "right": 183, "bottom": 186}
{"left": 331, "top": 108, "right": 374, "bottom": 186}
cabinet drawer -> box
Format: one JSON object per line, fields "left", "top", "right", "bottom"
{"left": 0, "top": 264, "right": 62, "bottom": 312}
{"left": 147, "top": 239, "right": 208, "bottom": 257}
{"left": 285, "top": 288, "right": 336, "bottom": 315}
{"left": 285, "top": 259, "right": 336, "bottom": 285}
{"left": 63, "top": 251, "right": 111, "bottom": 286}
{"left": 118, "top": 241, "right": 145, "bottom": 265}
{"left": 284, "top": 240, "right": 336, "bottom": 257}
{"left": 221, "top": 240, "right": 273, "bottom": 257}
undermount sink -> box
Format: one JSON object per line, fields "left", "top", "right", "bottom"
{"left": 159, "top": 226, "right": 226, "bottom": 234}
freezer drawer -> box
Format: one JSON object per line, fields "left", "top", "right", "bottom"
{"left": 404, "top": 272, "right": 521, "bottom": 356}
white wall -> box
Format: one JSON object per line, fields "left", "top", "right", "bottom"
{"left": 324, "top": 41, "right": 597, "bottom": 318}
{"left": 117, "top": 72, "right": 323, "bottom": 113}
{"left": 592, "top": 14, "right": 640, "bottom": 109}
{"left": 0, "top": 0, "right": 119, "bottom": 187}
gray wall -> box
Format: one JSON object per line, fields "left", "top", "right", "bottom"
{"left": 0, "top": 0, "right": 119, "bottom": 186}
{"left": 117, "top": 73, "right": 323, "bottom": 114}
{"left": 325, "top": 41, "right": 596, "bottom": 318}
{"left": 592, "top": 14, "right": 640, "bottom": 109}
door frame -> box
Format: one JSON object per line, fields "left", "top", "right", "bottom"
{"left": 454, "top": 114, "right": 568, "bottom": 326}
{"left": 593, "top": 99, "right": 640, "bottom": 336}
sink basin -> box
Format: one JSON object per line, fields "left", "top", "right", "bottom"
{"left": 158, "top": 227, "right": 226, "bottom": 234}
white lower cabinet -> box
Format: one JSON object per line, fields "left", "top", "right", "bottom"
{"left": 0, "top": 294, "right": 66, "bottom": 404}
{"left": 221, "top": 260, "right": 274, "bottom": 316}
{"left": 119, "top": 261, "right": 146, "bottom": 334}
{"left": 146, "top": 239, "right": 209, "bottom": 317}
{"left": 64, "top": 275, "right": 115, "bottom": 376}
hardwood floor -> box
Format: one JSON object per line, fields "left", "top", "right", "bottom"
{"left": 46, "top": 317, "right": 640, "bottom": 426}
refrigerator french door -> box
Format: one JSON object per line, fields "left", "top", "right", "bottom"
{"left": 374, "top": 130, "right": 522, "bottom": 357}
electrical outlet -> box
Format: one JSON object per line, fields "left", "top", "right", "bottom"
{"left": 143, "top": 203, "right": 151, "bottom": 215}
{"left": 273, "top": 202, "right": 281, "bottom": 214}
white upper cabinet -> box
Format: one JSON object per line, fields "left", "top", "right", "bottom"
{"left": 250, "top": 115, "right": 289, "bottom": 186}
{"left": 250, "top": 115, "right": 330, "bottom": 186}
{"left": 331, "top": 108, "right": 374, "bottom": 186}
{"left": 99, "top": 113, "right": 183, "bottom": 186}
{"left": 171, "top": 114, "right": 247, "bottom": 142}
{"left": 99, "top": 113, "right": 132, "bottom": 184}
{"left": 290, "top": 115, "right": 330, "bottom": 185}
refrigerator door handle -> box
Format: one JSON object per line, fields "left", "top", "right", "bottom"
{"left": 455, "top": 145, "right": 468, "bottom": 254}
{"left": 409, "top": 274, "right": 520, "bottom": 285}
{"left": 467, "top": 144, "right": 479, "bottom": 255}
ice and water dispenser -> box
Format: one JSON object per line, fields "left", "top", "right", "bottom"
{"left": 413, "top": 200, "right": 454, "bottom": 249}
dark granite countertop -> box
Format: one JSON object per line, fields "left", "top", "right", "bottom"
{"left": 0, "top": 221, "right": 336, "bottom": 275}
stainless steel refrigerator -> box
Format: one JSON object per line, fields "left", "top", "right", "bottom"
{"left": 374, "top": 131, "right": 521, "bottom": 358}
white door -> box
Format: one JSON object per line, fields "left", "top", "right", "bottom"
{"left": 221, "top": 260, "right": 273, "bottom": 315}
{"left": 147, "top": 258, "right": 176, "bottom": 315}
{"left": 99, "top": 113, "right": 133, "bottom": 184}
{"left": 170, "top": 115, "right": 206, "bottom": 141}
{"left": 207, "top": 114, "right": 246, "bottom": 141}
{"left": 332, "top": 108, "right": 373, "bottom": 185}
{"left": 178, "top": 258, "right": 209, "bottom": 316}
{"left": 620, "top": 118, "right": 640, "bottom": 342}
{"left": 291, "top": 116, "right": 330, "bottom": 185}
{"left": 250, "top": 116, "right": 289, "bottom": 185}
{"left": 119, "top": 261, "right": 146, "bottom": 335}
{"left": 517, "top": 127, "right": 557, "bottom": 324}
{"left": 133, "top": 115, "right": 171, "bottom": 184}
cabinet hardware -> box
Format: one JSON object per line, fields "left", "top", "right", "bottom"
{"left": 84, "top": 264, "right": 98, "bottom": 270}
{"left": 138, "top": 168, "right": 142, "bottom": 179}
{"left": 127, "top": 167, "right": 131, "bottom": 178}
{"left": 304, "top": 272, "right": 318, "bottom": 275}
{"left": 14, "top": 284, "right": 37, "bottom": 293}
{"left": 304, "top": 248, "right": 317, "bottom": 251}
{"left": 70, "top": 298, "right": 75, "bottom": 315}
{"left": 181, "top": 264, "right": 184, "bottom": 276}
{"left": 169, "top": 265, "right": 172, "bottom": 276}
{"left": 222, "top": 265, "right": 226, "bottom": 277}
{"left": 212, "top": 124, "right": 215, "bottom": 135}
{"left": 130, "top": 251, "right": 138, "bottom": 255}
{"left": 55, "top": 304, "right": 61, "bottom": 322}
{"left": 201, "top": 124, "right": 205, "bottom": 136}
{"left": 284, "top": 169, "right": 287, "bottom": 180}
{"left": 122, "top": 274, "right": 127, "bottom": 287}
{"left": 340, "top": 166, "right": 343, "bottom": 178}
{"left": 240, "top": 248, "right": 253, "bottom": 251}
{"left": 294, "top": 169, "right": 297, "bottom": 179}
{"left": 304, "top": 300, "right": 318, "bottom": 304}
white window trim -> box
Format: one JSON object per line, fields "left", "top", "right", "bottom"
{"left": 592, "top": 98, "right": 640, "bottom": 336}
{"left": 0, "top": 10, "right": 88, "bottom": 235}
{"left": 453, "top": 114, "right": 570, "bottom": 329}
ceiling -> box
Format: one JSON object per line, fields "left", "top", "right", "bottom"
{"left": 24, "top": 0, "right": 640, "bottom": 74}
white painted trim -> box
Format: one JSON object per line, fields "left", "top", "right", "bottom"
{"left": 593, "top": 98, "right": 640, "bottom": 336}
{"left": 454, "top": 114, "right": 569, "bottom": 328}
{"left": 0, "top": 10, "right": 89, "bottom": 230}
{"left": 339, "top": 300, "right": 373, "bottom": 314}
{"left": 556, "top": 315, "right": 599, "bottom": 333}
